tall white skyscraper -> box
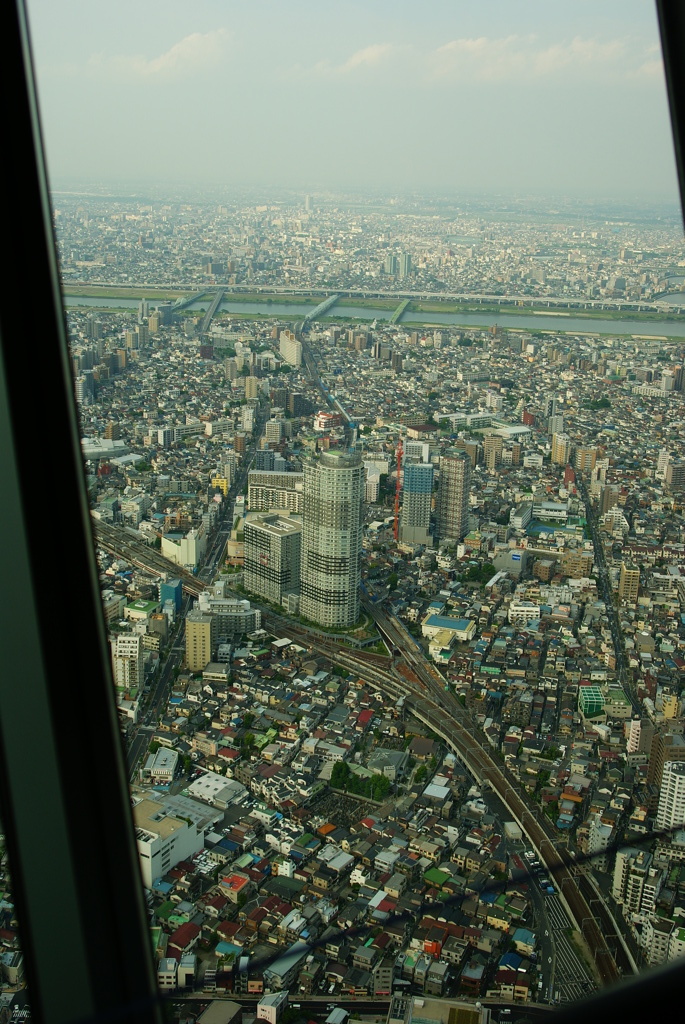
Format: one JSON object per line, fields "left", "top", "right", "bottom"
{"left": 435, "top": 450, "right": 470, "bottom": 544}
{"left": 301, "top": 450, "right": 364, "bottom": 628}
{"left": 656, "top": 761, "right": 685, "bottom": 832}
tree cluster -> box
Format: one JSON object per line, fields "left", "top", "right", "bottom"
{"left": 330, "top": 761, "right": 391, "bottom": 801}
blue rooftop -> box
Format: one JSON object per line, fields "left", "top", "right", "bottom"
{"left": 152, "top": 879, "right": 173, "bottom": 894}
{"left": 425, "top": 614, "right": 473, "bottom": 631}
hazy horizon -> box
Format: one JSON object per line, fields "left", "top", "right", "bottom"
{"left": 27, "top": 1, "right": 681, "bottom": 203}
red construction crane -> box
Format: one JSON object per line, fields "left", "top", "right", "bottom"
{"left": 393, "top": 438, "right": 403, "bottom": 541}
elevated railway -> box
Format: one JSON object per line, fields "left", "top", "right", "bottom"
{"left": 91, "top": 519, "right": 206, "bottom": 597}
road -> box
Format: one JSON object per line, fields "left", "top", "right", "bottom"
{"left": 123, "top": 406, "right": 265, "bottom": 778}
{"left": 576, "top": 473, "right": 636, "bottom": 711}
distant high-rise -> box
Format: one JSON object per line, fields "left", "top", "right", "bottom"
{"left": 665, "top": 461, "right": 685, "bottom": 491}
{"left": 543, "top": 393, "right": 558, "bottom": 418}
{"left": 575, "top": 445, "right": 597, "bottom": 472}
{"left": 300, "top": 451, "right": 364, "bottom": 628}
{"left": 305, "top": 194, "right": 312, "bottom": 213}
{"left": 399, "top": 253, "right": 412, "bottom": 279}
{"left": 279, "top": 329, "right": 302, "bottom": 367}
{"left": 600, "top": 484, "right": 619, "bottom": 515}
{"left": 483, "top": 434, "right": 503, "bottom": 472}
{"left": 435, "top": 450, "right": 470, "bottom": 544}
{"left": 551, "top": 432, "right": 572, "bottom": 466}
{"left": 400, "top": 461, "right": 433, "bottom": 547}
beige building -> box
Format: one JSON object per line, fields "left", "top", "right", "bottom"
{"left": 185, "top": 610, "right": 215, "bottom": 673}
{"left": 575, "top": 446, "right": 598, "bottom": 472}
{"left": 245, "top": 376, "right": 260, "bottom": 400}
{"left": 483, "top": 434, "right": 503, "bottom": 472}
{"left": 551, "top": 432, "right": 572, "bottom": 466}
{"left": 618, "top": 562, "right": 640, "bottom": 604}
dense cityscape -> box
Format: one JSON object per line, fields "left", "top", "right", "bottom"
{"left": 5, "top": 187, "right": 685, "bottom": 1024}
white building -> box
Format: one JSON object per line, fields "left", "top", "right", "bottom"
{"left": 133, "top": 796, "right": 203, "bottom": 889}
{"left": 257, "top": 991, "right": 289, "bottom": 1024}
{"left": 161, "top": 525, "right": 207, "bottom": 570}
{"left": 508, "top": 600, "right": 541, "bottom": 625}
{"left": 300, "top": 451, "right": 364, "bottom": 628}
{"left": 111, "top": 634, "right": 144, "bottom": 695}
{"left": 656, "top": 761, "right": 685, "bottom": 832}
{"left": 279, "top": 329, "right": 302, "bottom": 367}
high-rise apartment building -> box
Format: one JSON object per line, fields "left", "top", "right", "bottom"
{"left": 575, "top": 446, "right": 598, "bottom": 472}
{"left": 265, "top": 418, "right": 284, "bottom": 445}
{"left": 400, "top": 461, "right": 433, "bottom": 547}
{"left": 648, "top": 730, "right": 685, "bottom": 792}
{"left": 543, "top": 393, "right": 558, "bottom": 418}
{"left": 619, "top": 561, "right": 640, "bottom": 604}
{"left": 248, "top": 471, "right": 303, "bottom": 514}
{"left": 111, "top": 634, "right": 144, "bottom": 696}
{"left": 665, "top": 461, "right": 685, "bottom": 491}
{"left": 656, "top": 761, "right": 685, "bottom": 832}
{"left": 185, "top": 609, "right": 215, "bottom": 673}
{"left": 551, "top": 432, "right": 572, "bottom": 466}
{"left": 612, "top": 848, "right": 663, "bottom": 919}
{"left": 300, "top": 451, "right": 364, "bottom": 628}
{"left": 245, "top": 376, "right": 260, "bottom": 400}
{"left": 279, "top": 329, "right": 302, "bottom": 367}
{"left": 483, "top": 434, "right": 503, "bottom": 472}
{"left": 435, "top": 450, "right": 470, "bottom": 544}
{"left": 197, "top": 582, "right": 261, "bottom": 641}
{"left": 600, "top": 484, "right": 619, "bottom": 514}
{"left": 243, "top": 513, "right": 301, "bottom": 607}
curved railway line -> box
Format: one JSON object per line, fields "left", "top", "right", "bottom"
{"left": 263, "top": 608, "right": 632, "bottom": 990}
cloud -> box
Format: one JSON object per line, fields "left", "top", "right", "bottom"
{"left": 87, "top": 28, "right": 229, "bottom": 79}
{"left": 635, "top": 57, "right": 664, "bottom": 78}
{"left": 306, "top": 42, "right": 399, "bottom": 77}
{"left": 432, "top": 34, "right": 653, "bottom": 82}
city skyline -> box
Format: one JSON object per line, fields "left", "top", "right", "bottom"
{"left": 26, "top": 0, "right": 680, "bottom": 201}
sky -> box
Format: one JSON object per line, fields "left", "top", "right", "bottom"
{"left": 25, "top": 0, "right": 681, "bottom": 202}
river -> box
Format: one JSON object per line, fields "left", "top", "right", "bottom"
{"left": 62, "top": 294, "right": 685, "bottom": 338}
